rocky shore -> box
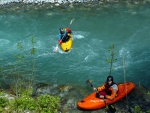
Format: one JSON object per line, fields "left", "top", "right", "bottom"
{"left": 34, "top": 83, "right": 150, "bottom": 113}
{"left": 0, "top": 0, "right": 150, "bottom": 5}
{"left": 1, "top": 82, "right": 150, "bottom": 113}
{"left": 0, "top": 0, "right": 150, "bottom": 12}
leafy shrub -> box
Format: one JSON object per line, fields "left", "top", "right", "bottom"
{"left": 9, "top": 88, "right": 34, "bottom": 110}
{"left": 0, "top": 97, "right": 8, "bottom": 113}
{"left": 37, "top": 95, "right": 60, "bottom": 113}
{"left": 134, "top": 105, "right": 142, "bottom": 113}
{"left": 147, "top": 110, "right": 150, "bottom": 113}
{"left": 0, "top": 37, "right": 60, "bottom": 112}
{"left": 147, "top": 91, "right": 150, "bottom": 97}
{"left": 10, "top": 94, "right": 37, "bottom": 111}
{"left": 9, "top": 90, "right": 60, "bottom": 113}
{"left": 0, "top": 97, "right": 8, "bottom": 108}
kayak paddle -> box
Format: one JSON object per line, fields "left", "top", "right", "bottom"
{"left": 86, "top": 80, "right": 98, "bottom": 91}
{"left": 86, "top": 80, "right": 94, "bottom": 87}
{"left": 60, "top": 18, "right": 75, "bottom": 42}
{"left": 69, "top": 18, "right": 75, "bottom": 27}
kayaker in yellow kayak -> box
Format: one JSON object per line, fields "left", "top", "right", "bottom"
{"left": 94, "top": 76, "right": 118, "bottom": 100}
{"left": 58, "top": 28, "right": 72, "bottom": 45}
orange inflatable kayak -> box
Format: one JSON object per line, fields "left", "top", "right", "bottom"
{"left": 77, "top": 82, "right": 135, "bottom": 110}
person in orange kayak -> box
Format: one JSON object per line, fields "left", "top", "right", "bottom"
{"left": 58, "top": 28, "right": 72, "bottom": 44}
{"left": 94, "top": 75, "right": 118, "bottom": 100}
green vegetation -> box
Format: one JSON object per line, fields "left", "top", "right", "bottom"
{"left": 0, "top": 97, "right": 8, "bottom": 112}
{"left": 4, "top": 36, "right": 37, "bottom": 97}
{"left": 147, "top": 110, "right": 150, "bottom": 113}
{"left": 0, "top": 36, "right": 60, "bottom": 112}
{"left": 106, "top": 44, "right": 117, "bottom": 76}
{"left": 134, "top": 90, "right": 150, "bottom": 113}
{"left": 147, "top": 91, "right": 150, "bottom": 97}
{"left": 37, "top": 95, "right": 60, "bottom": 113}
{"left": 30, "top": 36, "right": 36, "bottom": 88}
{"left": 134, "top": 105, "right": 142, "bottom": 113}
{"left": 0, "top": 90, "right": 60, "bottom": 113}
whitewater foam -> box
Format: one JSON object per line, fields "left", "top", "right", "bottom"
{"left": 0, "top": 39, "right": 10, "bottom": 46}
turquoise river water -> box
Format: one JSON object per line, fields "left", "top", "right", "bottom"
{"left": 0, "top": 4, "right": 150, "bottom": 89}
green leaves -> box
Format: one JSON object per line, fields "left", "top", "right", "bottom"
{"left": 31, "top": 36, "right": 36, "bottom": 44}
{"left": 16, "top": 36, "right": 36, "bottom": 57}
{"left": 10, "top": 95, "right": 37, "bottom": 110}
{"left": 15, "top": 42, "right": 25, "bottom": 63}
{"left": 106, "top": 58, "right": 111, "bottom": 63}
{"left": 12, "top": 36, "right": 37, "bottom": 97}
{"left": 106, "top": 58, "right": 117, "bottom": 63}
{"left": 0, "top": 97, "right": 8, "bottom": 113}
{"left": 31, "top": 36, "right": 36, "bottom": 55}
{"left": 0, "top": 97, "right": 8, "bottom": 107}
{"left": 0, "top": 35, "right": 61, "bottom": 112}
{"left": 134, "top": 105, "right": 142, "bottom": 113}
{"left": 147, "top": 109, "right": 150, "bottom": 113}
{"left": 15, "top": 55, "right": 24, "bottom": 61}
{"left": 37, "top": 95, "right": 60, "bottom": 112}
{"left": 0, "top": 68, "right": 2, "bottom": 72}
{"left": 147, "top": 91, "right": 150, "bottom": 96}
{"left": 31, "top": 47, "right": 36, "bottom": 55}
{"left": 9, "top": 90, "right": 60, "bottom": 112}
{"left": 106, "top": 44, "right": 117, "bottom": 76}
{"left": 17, "top": 42, "right": 23, "bottom": 50}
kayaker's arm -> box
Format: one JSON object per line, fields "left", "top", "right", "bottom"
{"left": 105, "top": 88, "right": 117, "bottom": 100}
{"left": 58, "top": 34, "right": 62, "bottom": 44}
{"left": 58, "top": 34, "right": 61, "bottom": 40}
{"left": 97, "top": 83, "right": 106, "bottom": 91}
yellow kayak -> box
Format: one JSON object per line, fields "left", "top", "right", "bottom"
{"left": 60, "top": 34, "right": 73, "bottom": 52}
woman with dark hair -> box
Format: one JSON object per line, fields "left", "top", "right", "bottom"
{"left": 94, "top": 76, "right": 118, "bottom": 100}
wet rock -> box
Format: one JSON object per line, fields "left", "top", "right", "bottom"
{"left": 0, "top": 93, "right": 15, "bottom": 102}
{"left": 61, "top": 98, "right": 77, "bottom": 112}
{"left": 69, "top": 3, "right": 73, "bottom": 8}
{"left": 61, "top": 104, "right": 69, "bottom": 112}
{"left": 67, "top": 98, "right": 77, "bottom": 109}
{"left": 99, "top": 1, "right": 104, "bottom": 4}
{"left": 32, "top": 83, "right": 61, "bottom": 97}
{"left": 59, "top": 85, "right": 74, "bottom": 92}
{"left": 145, "top": 98, "right": 150, "bottom": 103}
{"left": 34, "top": 82, "right": 49, "bottom": 88}
{"left": 125, "top": 1, "right": 132, "bottom": 8}
{"left": 59, "top": 92, "right": 68, "bottom": 97}
{"left": 32, "top": 82, "right": 49, "bottom": 96}
{"left": 134, "top": 1, "right": 139, "bottom": 5}
{"left": 55, "top": 3, "right": 60, "bottom": 6}
{"left": 113, "top": 84, "right": 150, "bottom": 112}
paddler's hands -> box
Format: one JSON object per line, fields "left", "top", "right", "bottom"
{"left": 99, "top": 95, "right": 105, "bottom": 99}
{"left": 93, "top": 87, "right": 97, "bottom": 91}
{"left": 58, "top": 40, "right": 62, "bottom": 44}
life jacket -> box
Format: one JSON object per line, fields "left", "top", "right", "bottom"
{"left": 61, "top": 28, "right": 72, "bottom": 42}
{"left": 65, "top": 28, "right": 72, "bottom": 34}
{"left": 104, "top": 82, "right": 118, "bottom": 95}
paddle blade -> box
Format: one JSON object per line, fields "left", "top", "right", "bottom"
{"left": 69, "top": 18, "right": 75, "bottom": 26}
{"left": 86, "top": 80, "right": 93, "bottom": 87}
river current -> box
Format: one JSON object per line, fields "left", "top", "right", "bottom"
{"left": 0, "top": 4, "right": 150, "bottom": 89}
